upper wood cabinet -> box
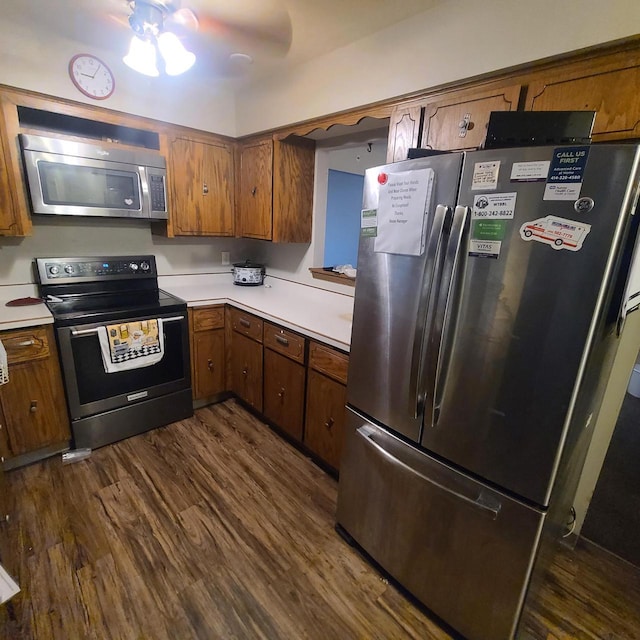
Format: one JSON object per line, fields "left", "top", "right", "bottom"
{"left": 166, "top": 134, "right": 234, "bottom": 237}
{"left": 420, "top": 84, "right": 522, "bottom": 152}
{"left": 239, "top": 138, "right": 273, "bottom": 239}
{"left": 524, "top": 55, "right": 640, "bottom": 141}
{"left": 239, "top": 135, "right": 315, "bottom": 242}
{"left": 387, "top": 103, "right": 423, "bottom": 163}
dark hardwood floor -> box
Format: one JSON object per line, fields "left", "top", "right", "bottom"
{"left": 2, "top": 399, "right": 640, "bottom": 639}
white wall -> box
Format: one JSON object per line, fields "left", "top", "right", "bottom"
{"left": 0, "top": 216, "right": 259, "bottom": 286}
{"left": 236, "top": 0, "right": 640, "bottom": 135}
{"left": 0, "top": 15, "right": 236, "bottom": 136}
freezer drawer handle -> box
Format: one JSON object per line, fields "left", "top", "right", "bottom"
{"left": 70, "top": 316, "right": 184, "bottom": 336}
{"left": 357, "top": 425, "right": 502, "bottom": 519}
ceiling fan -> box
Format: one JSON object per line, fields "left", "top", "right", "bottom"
{"left": 113, "top": 0, "right": 292, "bottom": 77}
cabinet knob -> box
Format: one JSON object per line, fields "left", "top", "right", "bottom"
{"left": 275, "top": 335, "right": 289, "bottom": 347}
{"left": 30, "top": 401, "right": 38, "bottom": 413}
{"left": 3, "top": 514, "right": 9, "bottom": 524}
{"left": 203, "top": 182, "right": 209, "bottom": 195}
{"left": 251, "top": 186, "right": 257, "bottom": 196}
{"left": 0, "top": 456, "right": 4, "bottom": 463}
{"left": 324, "top": 417, "right": 335, "bottom": 430}
{"left": 207, "top": 359, "right": 214, "bottom": 372}
{"left": 277, "top": 387, "right": 285, "bottom": 399}
{"left": 242, "top": 367, "right": 248, "bottom": 375}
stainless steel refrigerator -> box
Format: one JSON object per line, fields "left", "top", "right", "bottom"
{"left": 336, "top": 144, "right": 640, "bottom": 640}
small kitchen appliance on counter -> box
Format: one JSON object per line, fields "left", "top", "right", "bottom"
{"left": 36, "top": 255, "right": 192, "bottom": 450}
{"left": 232, "top": 260, "right": 266, "bottom": 286}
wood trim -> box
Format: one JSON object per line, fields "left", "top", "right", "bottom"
{"left": 309, "top": 268, "right": 356, "bottom": 287}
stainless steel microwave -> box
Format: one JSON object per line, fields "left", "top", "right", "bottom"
{"left": 20, "top": 134, "right": 168, "bottom": 220}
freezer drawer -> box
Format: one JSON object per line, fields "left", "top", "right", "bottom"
{"left": 336, "top": 407, "right": 545, "bottom": 640}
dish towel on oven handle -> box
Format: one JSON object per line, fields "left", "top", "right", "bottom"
{"left": 97, "top": 319, "right": 165, "bottom": 373}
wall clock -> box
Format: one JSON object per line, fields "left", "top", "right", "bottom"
{"left": 68, "top": 54, "right": 115, "bottom": 100}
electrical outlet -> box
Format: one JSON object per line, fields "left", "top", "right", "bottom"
{"left": 221, "top": 251, "right": 230, "bottom": 266}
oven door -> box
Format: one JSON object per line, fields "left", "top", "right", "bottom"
{"left": 56, "top": 311, "right": 190, "bottom": 420}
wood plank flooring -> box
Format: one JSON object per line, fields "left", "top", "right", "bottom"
{"left": 2, "top": 399, "right": 640, "bottom": 639}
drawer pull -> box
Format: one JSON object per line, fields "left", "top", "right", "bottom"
{"left": 7, "top": 339, "right": 36, "bottom": 348}
{"left": 207, "top": 359, "right": 214, "bottom": 372}
{"left": 277, "top": 387, "right": 285, "bottom": 399}
{"left": 324, "top": 417, "right": 335, "bottom": 430}
{"left": 30, "top": 401, "right": 38, "bottom": 413}
{"left": 242, "top": 367, "right": 248, "bottom": 375}
{"left": 239, "top": 318, "right": 251, "bottom": 328}
{"left": 275, "top": 335, "right": 289, "bottom": 347}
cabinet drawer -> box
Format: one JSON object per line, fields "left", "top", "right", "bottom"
{"left": 263, "top": 322, "right": 305, "bottom": 364}
{"left": 192, "top": 306, "right": 225, "bottom": 331}
{"left": 309, "top": 342, "right": 349, "bottom": 384}
{"left": 230, "top": 308, "right": 263, "bottom": 342}
{"left": 1, "top": 326, "right": 50, "bottom": 365}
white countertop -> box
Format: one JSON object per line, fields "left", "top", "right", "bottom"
{"left": 0, "top": 284, "right": 53, "bottom": 331}
{"left": 1, "top": 275, "right": 354, "bottom": 350}
{"left": 159, "top": 273, "right": 354, "bottom": 351}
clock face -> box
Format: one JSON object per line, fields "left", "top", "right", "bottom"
{"left": 69, "top": 54, "right": 115, "bottom": 100}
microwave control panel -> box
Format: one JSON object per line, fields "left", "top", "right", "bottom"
{"left": 149, "top": 174, "right": 166, "bottom": 212}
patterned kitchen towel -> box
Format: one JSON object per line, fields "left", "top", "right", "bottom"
{"left": 97, "top": 319, "right": 164, "bottom": 373}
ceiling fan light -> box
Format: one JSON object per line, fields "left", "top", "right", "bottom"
{"left": 123, "top": 35, "right": 159, "bottom": 77}
{"left": 157, "top": 31, "right": 196, "bottom": 75}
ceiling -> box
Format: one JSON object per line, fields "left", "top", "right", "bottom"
{"left": 2, "top": 0, "right": 442, "bottom": 82}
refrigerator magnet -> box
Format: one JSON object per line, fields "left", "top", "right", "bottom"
{"left": 472, "top": 192, "right": 517, "bottom": 219}
{"left": 471, "top": 161, "right": 500, "bottom": 191}
{"left": 520, "top": 215, "right": 591, "bottom": 251}
{"left": 361, "top": 209, "right": 378, "bottom": 237}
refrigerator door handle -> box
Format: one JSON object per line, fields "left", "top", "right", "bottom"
{"left": 356, "top": 425, "right": 502, "bottom": 519}
{"left": 425, "top": 205, "right": 470, "bottom": 428}
{"left": 409, "top": 204, "right": 451, "bottom": 419}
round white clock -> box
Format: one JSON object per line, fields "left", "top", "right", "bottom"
{"left": 68, "top": 54, "right": 115, "bottom": 100}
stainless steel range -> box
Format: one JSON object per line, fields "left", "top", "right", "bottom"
{"left": 36, "top": 255, "right": 192, "bottom": 450}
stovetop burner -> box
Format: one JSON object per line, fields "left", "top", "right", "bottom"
{"left": 35, "top": 255, "right": 186, "bottom": 327}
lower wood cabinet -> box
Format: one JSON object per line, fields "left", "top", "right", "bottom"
{"left": 304, "top": 369, "right": 347, "bottom": 470}
{"left": 190, "top": 306, "right": 226, "bottom": 400}
{"left": 304, "top": 341, "right": 349, "bottom": 470}
{"left": 229, "top": 331, "right": 263, "bottom": 412}
{"left": 264, "top": 349, "right": 306, "bottom": 441}
{"left": 0, "top": 325, "right": 70, "bottom": 462}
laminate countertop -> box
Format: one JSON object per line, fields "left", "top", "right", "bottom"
{"left": 160, "top": 273, "right": 354, "bottom": 352}
{"left": 1, "top": 276, "right": 355, "bottom": 351}
{"left": 0, "top": 284, "right": 52, "bottom": 332}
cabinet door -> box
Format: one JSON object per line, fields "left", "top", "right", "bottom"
{"left": 169, "top": 136, "right": 234, "bottom": 236}
{"left": 192, "top": 329, "right": 225, "bottom": 400}
{"left": 421, "top": 84, "right": 522, "bottom": 151}
{"left": 229, "top": 332, "right": 263, "bottom": 411}
{"left": 304, "top": 369, "right": 347, "bottom": 470}
{"left": 0, "top": 130, "right": 18, "bottom": 235}
{"left": 387, "top": 104, "right": 423, "bottom": 163}
{"left": 272, "top": 136, "right": 315, "bottom": 243}
{"left": 525, "top": 63, "right": 640, "bottom": 141}
{"left": 263, "top": 349, "right": 305, "bottom": 441}
{"left": 239, "top": 139, "right": 273, "bottom": 240}
{"left": 0, "top": 358, "right": 70, "bottom": 456}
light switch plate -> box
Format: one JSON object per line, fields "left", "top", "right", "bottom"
{"left": 221, "top": 251, "right": 230, "bottom": 266}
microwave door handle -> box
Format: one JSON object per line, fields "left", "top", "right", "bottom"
{"left": 138, "top": 166, "right": 150, "bottom": 217}
{"left": 428, "top": 205, "right": 470, "bottom": 428}
{"left": 409, "top": 204, "right": 451, "bottom": 419}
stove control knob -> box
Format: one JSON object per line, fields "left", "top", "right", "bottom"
{"left": 140, "top": 261, "right": 150, "bottom": 271}
{"left": 49, "top": 265, "right": 60, "bottom": 275}
{"left": 129, "top": 262, "right": 139, "bottom": 271}
{"left": 64, "top": 265, "right": 74, "bottom": 274}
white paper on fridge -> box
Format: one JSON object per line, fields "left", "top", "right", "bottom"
{"left": 374, "top": 169, "right": 435, "bottom": 256}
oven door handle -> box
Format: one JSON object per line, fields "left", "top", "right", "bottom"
{"left": 70, "top": 315, "right": 185, "bottom": 336}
